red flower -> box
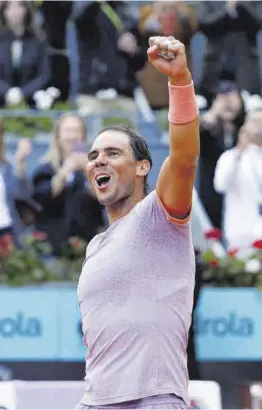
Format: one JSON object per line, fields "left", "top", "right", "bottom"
{"left": 227, "top": 248, "right": 239, "bottom": 258}
{"left": 252, "top": 240, "right": 262, "bottom": 250}
{"left": 210, "top": 259, "right": 219, "bottom": 268}
{"left": 71, "top": 239, "right": 80, "bottom": 249}
{"left": 204, "top": 228, "right": 222, "bottom": 240}
{"left": 0, "top": 233, "right": 14, "bottom": 259}
{"left": 33, "top": 231, "right": 48, "bottom": 241}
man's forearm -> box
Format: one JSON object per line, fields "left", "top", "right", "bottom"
{"left": 169, "top": 69, "right": 192, "bottom": 86}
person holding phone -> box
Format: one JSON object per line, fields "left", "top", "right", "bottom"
{"left": 214, "top": 109, "right": 262, "bottom": 249}
{"left": 32, "top": 113, "right": 105, "bottom": 256}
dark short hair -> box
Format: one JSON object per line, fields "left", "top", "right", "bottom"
{"left": 97, "top": 124, "right": 153, "bottom": 195}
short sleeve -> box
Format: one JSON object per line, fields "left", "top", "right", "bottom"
{"left": 133, "top": 190, "right": 191, "bottom": 229}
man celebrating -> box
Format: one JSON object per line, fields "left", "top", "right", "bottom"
{"left": 77, "top": 36, "right": 199, "bottom": 410}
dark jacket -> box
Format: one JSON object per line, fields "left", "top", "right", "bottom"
{"left": 73, "top": 1, "right": 146, "bottom": 97}
{"left": 32, "top": 163, "right": 104, "bottom": 255}
{"left": 198, "top": 120, "right": 225, "bottom": 229}
{"left": 40, "top": 1, "right": 72, "bottom": 50}
{"left": 40, "top": 1, "right": 72, "bottom": 100}
{"left": 197, "top": 1, "right": 262, "bottom": 102}
{"left": 0, "top": 29, "right": 50, "bottom": 102}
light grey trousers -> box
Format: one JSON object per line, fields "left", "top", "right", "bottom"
{"left": 75, "top": 394, "right": 191, "bottom": 409}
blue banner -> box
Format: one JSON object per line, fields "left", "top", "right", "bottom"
{"left": 0, "top": 286, "right": 261, "bottom": 361}
{"left": 0, "top": 288, "right": 58, "bottom": 360}
{"left": 195, "top": 288, "right": 262, "bottom": 361}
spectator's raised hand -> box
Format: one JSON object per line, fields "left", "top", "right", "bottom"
{"left": 62, "top": 152, "right": 87, "bottom": 174}
{"left": 15, "top": 138, "right": 32, "bottom": 177}
{"left": 211, "top": 94, "right": 227, "bottom": 116}
{"left": 117, "top": 32, "right": 138, "bottom": 55}
{"left": 201, "top": 110, "right": 219, "bottom": 128}
{"left": 237, "top": 126, "right": 250, "bottom": 154}
{"left": 201, "top": 94, "right": 229, "bottom": 128}
{"left": 16, "top": 138, "right": 32, "bottom": 162}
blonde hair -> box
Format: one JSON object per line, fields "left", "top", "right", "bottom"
{"left": 0, "top": 118, "right": 5, "bottom": 162}
{"left": 42, "top": 113, "right": 87, "bottom": 170}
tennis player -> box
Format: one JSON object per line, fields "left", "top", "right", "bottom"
{"left": 77, "top": 36, "right": 200, "bottom": 410}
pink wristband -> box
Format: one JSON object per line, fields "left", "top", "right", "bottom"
{"left": 168, "top": 81, "right": 199, "bottom": 125}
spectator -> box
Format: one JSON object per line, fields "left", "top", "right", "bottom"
{"left": 73, "top": 1, "right": 146, "bottom": 116}
{"left": 40, "top": 1, "right": 72, "bottom": 101}
{"left": 32, "top": 114, "right": 105, "bottom": 256}
{"left": 139, "top": 1, "right": 198, "bottom": 109}
{"left": 198, "top": 82, "right": 245, "bottom": 229}
{"left": 0, "top": 1, "right": 50, "bottom": 108}
{"left": 214, "top": 109, "right": 262, "bottom": 249}
{"left": 197, "top": 1, "right": 262, "bottom": 105}
{"left": 0, "top": 119, "right": 32, "bottom": 245}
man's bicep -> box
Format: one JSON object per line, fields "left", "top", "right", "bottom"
{"left": 156, "top": 156, "right": 196, "bottom": 220}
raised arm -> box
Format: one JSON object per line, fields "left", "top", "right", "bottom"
{"left": 147, "top": 37, "right": 199, "bottom": 220}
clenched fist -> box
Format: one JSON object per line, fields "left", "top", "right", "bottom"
{"left": 147, "top": 36, "right": 191, "bottom": 85}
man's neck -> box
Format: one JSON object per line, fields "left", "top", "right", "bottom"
{"left": 106, "top": 191, "right": 144, "bottom": 225}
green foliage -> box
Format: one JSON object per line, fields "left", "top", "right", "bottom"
{"left": 201, "top": 248, "right": 262, "bottom": 288}
{"left": 103, "top": 116, "right": 133, "bottom": 128}
{"left": 2, "top": 230, "right": 262, "bottom": 288}
{"left": 2, "top": 101, "right": 73, "bottom": 138}
{"left": 2, "top": 104, "right": 138, "bottom": 139}
{"left": 58, "top": 236, "right": 87, "bottom": 282}
{"left": 0, "top": 233, "right": 87, "bottom": 286}
{"left": 4, "top": 116, "right": 53, "bottom": 138}
{"left": 0, "top": 234, "right": 55, "bottom": 286}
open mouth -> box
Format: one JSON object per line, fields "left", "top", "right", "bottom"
{"left": 95, "top": 174, "right": 111, "bottom": 189}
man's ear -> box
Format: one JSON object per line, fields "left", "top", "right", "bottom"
{"left": 136, "top": 159, "right": 151, "bottom": 177}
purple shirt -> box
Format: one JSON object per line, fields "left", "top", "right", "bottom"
{"left": 77, "top": 190, "right": 195, "bottom": 406}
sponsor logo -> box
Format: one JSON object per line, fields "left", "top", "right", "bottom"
{"left": 195, "top": 313, "right": 254, "bottom": 337}
{"left": 0, "top": 312, "right": 42, "bottom": 338}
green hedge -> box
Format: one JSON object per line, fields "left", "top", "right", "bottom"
{"left": 2, "top": 102, "right": 73, "bottom": 138}
{"left": 2, "top": 105, "right": 138, "bottom": 139}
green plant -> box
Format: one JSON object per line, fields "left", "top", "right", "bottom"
{"left": 103, "top": 116, "right": 133, "bottom": 128}
{"left": 0, "top": 232, "right": 87, "bottom": 286}
{"left": 58, "top": 236, "right": 88, "bottom": 282}
{"left": 0, "top": 232, "right": 56, "bottom": 286}
{"left": 3, "top": 101, "right": 74, "bottom": 138}
{"left": 202, "top": 229, "right": 262, "bottom": 288}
